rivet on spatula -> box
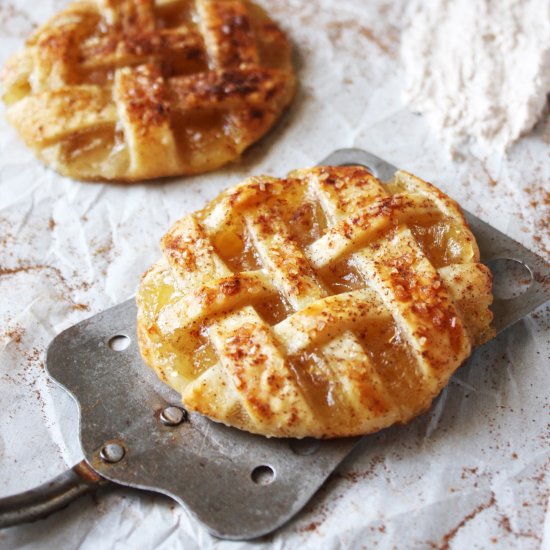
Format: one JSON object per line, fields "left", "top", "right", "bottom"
{"left": 99, "top": 443, "right": 125, "bottom": 463}
{"left": 160, "top": 406, "right": 187, "bottom": 426}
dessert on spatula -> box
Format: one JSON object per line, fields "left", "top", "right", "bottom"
{"left": 137, "top": 165, "right": 494, "bottom": 438}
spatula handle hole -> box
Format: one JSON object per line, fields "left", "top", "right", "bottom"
{"left": 486, "top": 258, "right": 533, "bottom": 300}
{"left": 251, "top": 465, "right": 275, "bottom": 485}
{"left": 108, "top": 334, "right": 131, "bottom": 351}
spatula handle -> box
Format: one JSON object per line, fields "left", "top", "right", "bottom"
{"left": 0, "top": 460, "right": 109, "bottom": 529}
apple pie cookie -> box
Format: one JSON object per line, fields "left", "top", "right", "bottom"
{"left": 2, "top": 0, "right": 295, "bottom": 181}
{"left": 137, "top": 166, "right": 494, "bottom": 438}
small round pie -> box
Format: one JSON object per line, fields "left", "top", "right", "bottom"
{"left": 137, "top": 166, "right": 494, "bottom": 438}
{"left": 2, "top": 0, "right": 295, "bottom": 181}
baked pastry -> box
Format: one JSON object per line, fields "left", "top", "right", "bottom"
{"left": 2, "top": 0, "right": 295, "bottom": 181}
{"left": 137, "top": 166, "right": 494, "bottom": 438}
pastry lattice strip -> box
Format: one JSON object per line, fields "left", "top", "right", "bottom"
{"left": 149, "top": 166, "right": 491, "bottom": 436}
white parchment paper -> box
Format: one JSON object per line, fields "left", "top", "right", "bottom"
{"left": 0, "top": 1, "right": 548, "bottom": 548}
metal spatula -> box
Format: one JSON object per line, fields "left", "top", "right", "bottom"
{"left": 1, "top": 149, "right": 548, "bottom": 540}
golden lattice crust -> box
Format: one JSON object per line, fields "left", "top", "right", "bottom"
{"left": 2, "top": 0, "right": 295, "bottom": 181}
{"left": 137, "top": 166, "right": 494, "bottom": 438}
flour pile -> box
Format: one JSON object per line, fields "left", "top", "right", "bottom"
{"left": 401, "top": 0, "right": 550, "bottom": 152}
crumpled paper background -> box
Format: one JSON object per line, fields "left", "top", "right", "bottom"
{"left": 0, "top": 1, "right": 548, "bottom": 548}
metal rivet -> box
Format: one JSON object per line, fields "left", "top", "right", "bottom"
{"left": 99, "top": 443, "right": 125, "bottom": 463}
{"left": 160, "top": 406, "right": 187, "bottom": 426}
{"left": 289, "top": 438, "right": 321, "bottom": 456}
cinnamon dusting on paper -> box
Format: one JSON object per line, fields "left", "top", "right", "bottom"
{"left": 4, "top": 325, "right": 24, "bottom": 344}
{"left": 0, "top": 263, "right": 90, "bottom": 311}
{"left": 524, "top": 183, "right": 550, "bottom": 259}
{"left": 438, "top": 493, "right": 496, "bottom": 550}
{"left": 325, "top": 19, "right": 398, "bottom": 58}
